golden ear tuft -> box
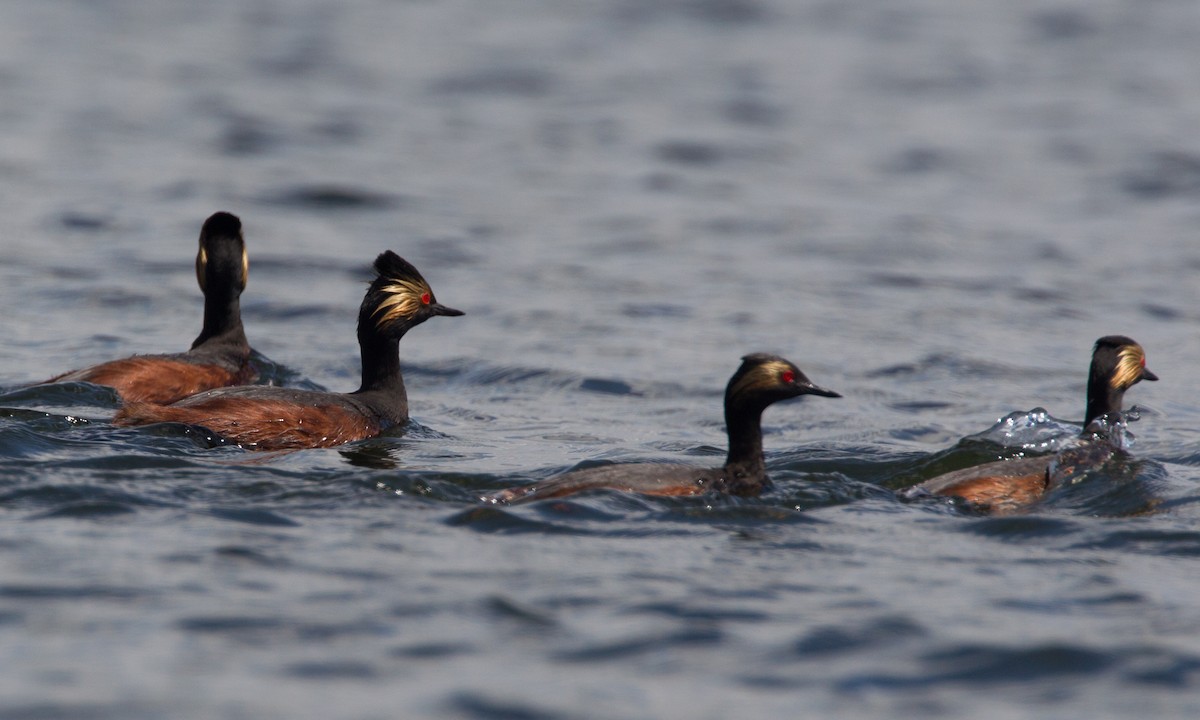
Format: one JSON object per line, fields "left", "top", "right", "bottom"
{"left": 730, "top": 359, "right": 793, "bottom": 397}
{"left": 374, "top": 277, "right": 432, "bottom": 328}
{"left": 1112, "top": 344, "right": 1145, "bottom": 389}
{"left": 196, "top": 246, "right": 208, "bottom": 292}
{"left": 762, "top": 360, "right": 795, "bottom": 383}
{"left": 240, "top": 247, "right": 249, "bottom": 288}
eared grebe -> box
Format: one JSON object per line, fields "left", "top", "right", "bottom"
{"left": 114, "top": 251, "right": 462, "bottom": 450}
{"left": 905, "top": 335, "right": 1157, "bottom": 514}
{"left": 484, "top": 353, "right": 840, "bottom": 504}
{"left": 44, "top": 212, "right": 255, "bottom": 404}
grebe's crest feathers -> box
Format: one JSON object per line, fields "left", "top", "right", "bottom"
{"left": 371, "top": 251, "right": 435, "bottom": 328}
{"left": 1112, "top": 340, "right": 1152, "bottom": 389}
{"left": 1093, "top": 335, "right": 1155, "bottom": 390}
{"left": 727, "top": 352, "right": 841, "bottom": 400}
{"left": 730, "top": 354, "right": 796, "bottom": 396}
{"left": 196, "top": 211, "right": 248, "bottom": 292}
{"left": 202, "top": 211, "right": 242, "bottom": 238}
{"left": 373, "top": 250, "right": 426, "bottom": 282}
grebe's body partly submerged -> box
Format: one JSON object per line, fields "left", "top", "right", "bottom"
{"left": 114, "top": 251, "right": 462, "bottom": 450}
{"left": 905, "top": 335, "right": 1157, "bottom": 514}
{"left": 45, "top": 212, "right": 255, "bottom": 404}
{"left": 485, "top": 354, "right": 840, "bottom": 504}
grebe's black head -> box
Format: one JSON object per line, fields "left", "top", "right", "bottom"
{"left": 195, "top": 212, "right": 248, "bottom": 297}
{"left": 726, "top": 353, "right": 841, "bottom": 411}
{"left": 360, "top": 250, "right": 463, "bottom": 339}
{"left": 1085, "top": 335, "right": 1157, "bottom": 427}
{"left": 1094, "top": 335, "right": 1157, "bottom": 388}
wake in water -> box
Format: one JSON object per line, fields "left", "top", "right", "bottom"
{"left": 899, "top": 408, "right": 1158, "bottom": 516}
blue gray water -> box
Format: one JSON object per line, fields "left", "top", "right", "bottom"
{"left": 3, "top": 0, "right": 1200, "bottom": 717}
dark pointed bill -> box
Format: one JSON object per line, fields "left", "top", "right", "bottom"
{"left": 802, "top": 381, "right": 841, "bottom": 398}
{"left": 431, "top": 303, "right": 464, "bottom": 317}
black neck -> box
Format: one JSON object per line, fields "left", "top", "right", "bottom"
{"left": 356, "top": 326, "right": 407, "bottom": 396}
{"left": 1084, "top": 372, "right": 1123, "bottom": 429}
{"left": 191, "top": 293, "right": 247, "bottom": 350}
{"left": 723, "top": 401, "right": 767, "bottom": 484}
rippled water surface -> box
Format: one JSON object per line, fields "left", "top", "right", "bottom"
{"left": 3, "top": 1, "right": 1200, "bottom": 718}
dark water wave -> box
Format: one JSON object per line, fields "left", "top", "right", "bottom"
{"left": 0, "top": 381, "right": 1171, "bottom": 525}
{"left": 833, "top": 642, "right": 1200, "bottom": 691}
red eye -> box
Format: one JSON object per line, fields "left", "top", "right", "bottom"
{"left": 420, "top": 292, "right": 431, "bottom": 305}
{"left": 781, "top": 370, "right": 795, "bottom": 384}
{"left": 1140, "top": 357, "right": 1146, "bottom": 368}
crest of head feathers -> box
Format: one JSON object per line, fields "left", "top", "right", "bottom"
{"left": 728, "top": 354, "right": 797, "bottom": 398}
{"left": 195, "top": 212, "right": 248, "bottom": 292}
{"left": 371, "top": 251, "right": 434, "bottom": 329}
{"left": 1112, "top": 342, "right": 1148, "bottom": 390}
